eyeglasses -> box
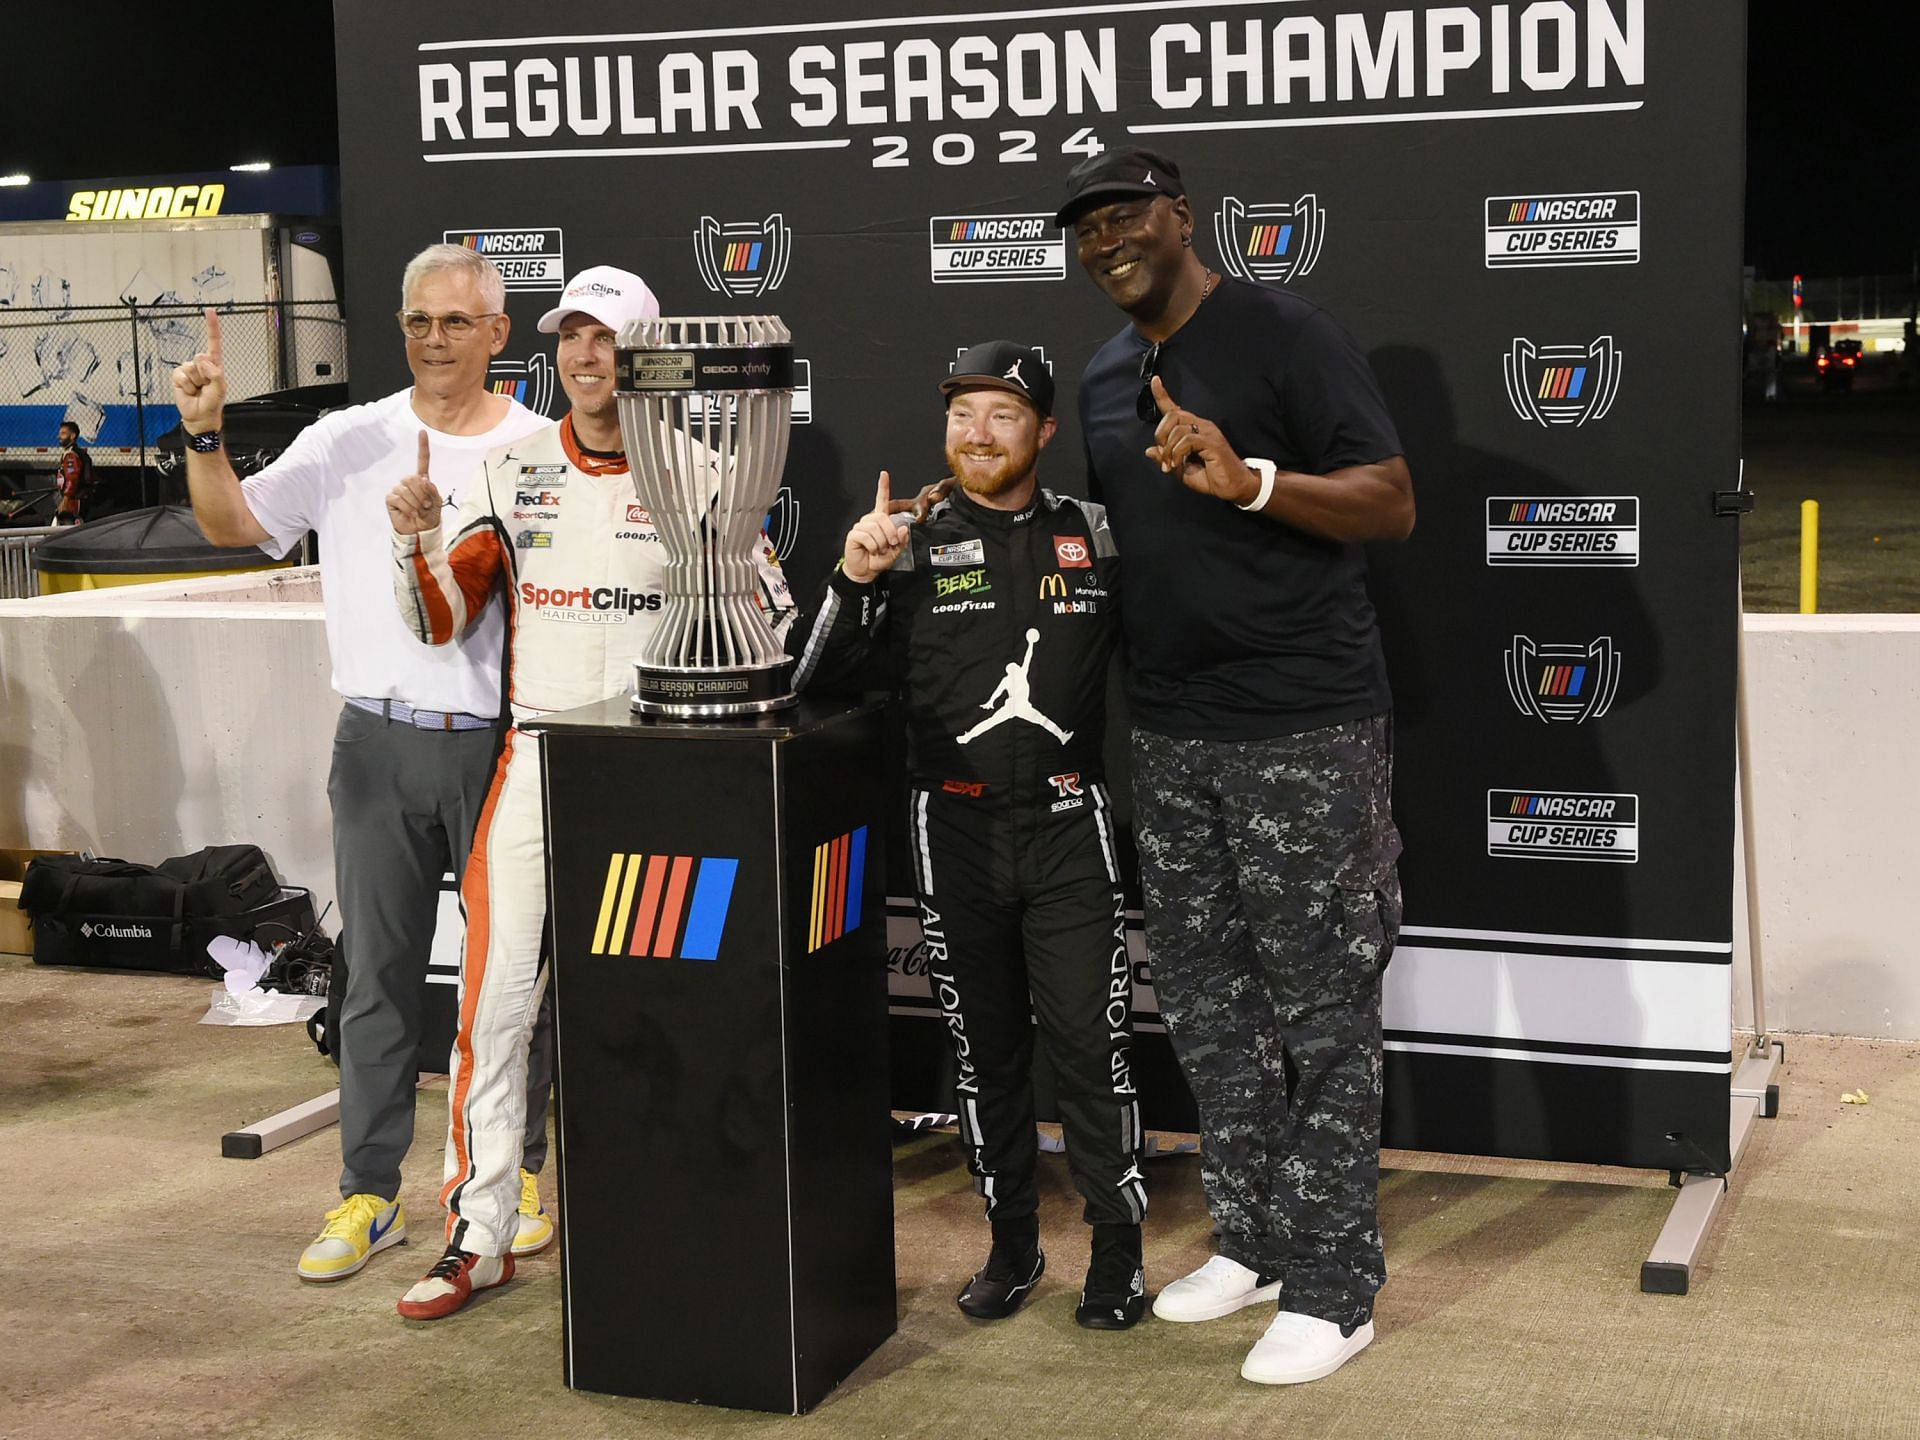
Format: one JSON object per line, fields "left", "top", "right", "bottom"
{"left": 1136, "top": 341, "right": 1162, "bottom": 424}
{"left": 396, "top": 309, "right": 501, "bottom": 340}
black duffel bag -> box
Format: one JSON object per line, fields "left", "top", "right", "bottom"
{"left": 19, "top": 844, "right": 291, "bottom": 974}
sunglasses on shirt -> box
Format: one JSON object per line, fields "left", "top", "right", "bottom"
{"left": 1136, "top": 341, "right": 1164, "bottom": 425}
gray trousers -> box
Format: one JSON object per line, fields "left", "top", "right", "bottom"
{"left": 327, "top": 702, "right": 554, "bottom": 1201}
{"left": 1132, "top": 715, "right": 1401, "bottom": 1329}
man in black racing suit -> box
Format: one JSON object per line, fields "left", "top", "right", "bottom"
{"left": 789, "top": 341, "right": 1148, "bottom": 1330}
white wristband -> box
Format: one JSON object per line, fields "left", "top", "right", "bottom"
{"left": 1237, "top": 457, "right": 1277, "bottom": 513}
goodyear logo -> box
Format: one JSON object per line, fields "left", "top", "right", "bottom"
{"left": 929, "top": 212, "right": 1064, "bottom": 284}
{"left": 590, "top": 853, "right": 739, "bottom": 960}
{"left": 1486, "top": 496, "right": 1639, "bottom": 567}
{"left": 489, "top": 354, "right": 555, "bottom": 415}
{"left": 1215, "top": 195, "right": 1325, "bottom": 285}
{"left": 695, "top": 214, "right": 791, "bottom": 296}
{"left": 808, "top": 826, "right": 868, "bottom": 953}
{"left": 1487, "top": 790, "right": 1639, "bottom": 864}
{"left": 1504, "top": 636, "right": 1619, "bottom": 723}
{"left": 67, "top": 184, "right": 224, "bottom": 222}
{"left": 1504, "top": 337, "right": 1621, "bottom": 427}
{"left": 444, "top": 228, "right": 565, "bottom": 291}
{"left": 1485, "top": 191, "right": 1640, "bottom": 268}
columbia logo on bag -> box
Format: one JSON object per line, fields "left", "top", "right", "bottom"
{"left": 79, "top": 921, "right": 155, "bottom": 940}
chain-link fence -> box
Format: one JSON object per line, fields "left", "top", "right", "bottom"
{"left": 0, "top": 300, "right": 347, "bottom": 457}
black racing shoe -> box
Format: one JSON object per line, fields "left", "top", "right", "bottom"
{"left": 1075, "top": 1265, "right": 1148, "bottom": 1330}
{"left": 1076, "top": 1221, "right": 1147, "bottom": 1330}
{"left": 956, "top": 1246, "right": 1046, "bottom": 1320}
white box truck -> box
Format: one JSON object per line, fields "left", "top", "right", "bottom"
{"left": 0, "top": 215, "right": 343, "bottom": 489}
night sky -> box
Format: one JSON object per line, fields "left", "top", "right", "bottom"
{"left": 4, "top": 4, "right": 1913, "bottom": 280}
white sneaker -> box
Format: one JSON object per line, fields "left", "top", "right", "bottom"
{"left": 1151, "top": 1255, "right": 1281, "bottom": 1322}
{"left": 1241, "top": 1311, "right": 1374, "bottom": 1385}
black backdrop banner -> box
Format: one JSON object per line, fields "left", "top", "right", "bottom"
{"left": 336, "top": 0, "right": 1742, "bottom": 1173}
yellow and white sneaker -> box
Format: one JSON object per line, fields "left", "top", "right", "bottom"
{"left": 511, "top": 1168, "right": 555, "bottom": 1257}
{"left": 297, "top": 1194, "right": 407, "bottom": 1282}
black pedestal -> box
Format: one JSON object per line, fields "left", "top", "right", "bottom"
{"left": 530, "top": 694, "right": 896, "bottom": 1414}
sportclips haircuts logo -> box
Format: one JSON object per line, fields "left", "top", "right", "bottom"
{"left": 519, "top": 581, "right": 662, "bottom": 620}
{"left": 413, "top": 5, "right": 1647, "bottom": 171}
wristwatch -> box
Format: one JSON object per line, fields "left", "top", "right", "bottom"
{"left": 1237, "top": 456, "right": 1277, "bottom": 512}
{"left": 185, "top": 429, "right": 224, "bottom": 453}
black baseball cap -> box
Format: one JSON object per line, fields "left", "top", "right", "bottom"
{"left": 1053, "top": 147, "right": 1186, "bottom": 228}
{"left": 940, "top": 341, "right": 1054, "bottom": 418}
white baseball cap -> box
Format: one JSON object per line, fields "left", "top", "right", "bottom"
{"left": 536, "top": 265, "right": 661, "bottom": 333}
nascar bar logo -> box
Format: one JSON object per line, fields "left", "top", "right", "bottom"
{"left": 1215, "top": 195, "right": 1325, "bottom": 284}
{"left": 488, "top": 354, "right": 555, "bottom": 415}
{"left": 809, "top": 825, "right": 868, "bottom": 953}
{"left": 1504, "top": 636, "right": 1620, "bottom": 723}
{"left": 1504, "top": 337, "right": 1621, "bottom": 427}
{"left": 589, "top": 853, "right": 739, "bottom": 961}
{"left": 1488, "top": 790, "right": 1638, "bottom": 864}
{"left": 695, "top": 213, "right": 791, "bottom": 296}
{"left": 443, "top": 228, "right": 565, "bottom": 291}
{"left": 929, "top": 213, "right": 1065, "bottom": 284}
{"left": 1486, "top": 496, "right": 1640, "bottom": 567}
{"left": 1485, "top": 191, "right": 1641, "bottom": 268}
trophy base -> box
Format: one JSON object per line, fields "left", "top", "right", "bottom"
{"left": 631, "top": 659, "right": 798, "bottom": 718}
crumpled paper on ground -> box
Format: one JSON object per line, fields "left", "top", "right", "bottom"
{"left": 198, "top": 936, "right": 325, "bottom": 1026}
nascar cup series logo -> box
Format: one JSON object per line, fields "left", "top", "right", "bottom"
{"left": 1485, "top": 191, "right": 1641, "bottom": 268}
{"left": 695, "top": 213, "right": 791, "bottom": 296}
{"left": 1214, "top": 195, "right": 1325, "bottom": 284}
{"left": 1504, "top": 636, "right": 1619, "bottom": 723}
{"left": 1504, "top": 336, "right": 1621, "bottom": 427}
{"left": 929, "top": 213, "right": 1064, "bottom": 284}
{"left": 1486, "top": 496, "right": 1639, "bottom": 567}
{"left": 488, "top": 353, "right": 556, "bottom": 415}
{"left": 1488, "top": 789, "right": 1639, "bottom": 864}
{"left": 443, "top": 228, "right": 565, "bottom": 292}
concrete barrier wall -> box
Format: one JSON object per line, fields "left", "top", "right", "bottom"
{"left": 0, "top": 568, "right": 340, "bottom": 917}
{"left": 3, "top": 579, "right": 1914, "bottom": 1039}
{"left": 1732, "top": 615, "right": 1920, "bottom": 1040}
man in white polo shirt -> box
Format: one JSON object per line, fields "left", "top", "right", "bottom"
{"left": 171, "top": 244, "right": 558, "bottom": 1282}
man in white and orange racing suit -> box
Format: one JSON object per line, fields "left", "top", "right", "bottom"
{"left": 383, "top": 266, "right": 795, "bottom": 1320}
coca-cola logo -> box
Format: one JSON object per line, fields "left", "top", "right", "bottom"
{"left": 888, "top": 941, "right": 935, "bottom": 977}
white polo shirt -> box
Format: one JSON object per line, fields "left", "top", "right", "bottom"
{"left": 241, "top": 388, "right": 548, "bottom": 716}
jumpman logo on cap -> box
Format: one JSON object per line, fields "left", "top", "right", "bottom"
{"left": 1003, "top": 359, "right": 1026, "bottom": 388}
{"left": 1142, "top": 171, "right": 1156, "bottom": 186}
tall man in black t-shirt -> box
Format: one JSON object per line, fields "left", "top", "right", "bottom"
{"left": 1059, "top": 148, "right": 1412, "bottom": 1385}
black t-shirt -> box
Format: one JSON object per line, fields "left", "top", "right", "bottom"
{"left": 1079, "top": 278, "right": 1402, "bottom": 741}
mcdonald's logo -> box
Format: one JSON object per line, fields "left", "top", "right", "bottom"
{"left": 590, "top": 853, "right": 739, "bottom": 961}
{"left": 808, "top": 826, "right": 868, "bottom": 953}
{"left": 1039, "top": 573, "right": 1068, "bottom": 599}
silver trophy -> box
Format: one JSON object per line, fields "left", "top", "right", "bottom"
{"left": 615, "top": 315, "right": 797, "bottom": 716}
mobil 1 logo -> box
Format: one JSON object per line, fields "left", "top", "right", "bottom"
{"left": 1488, "top": 790, "right": 1639, "bottom": 864}
{"left": 1486, "top": 497, "right": 1638, "bottom": 567}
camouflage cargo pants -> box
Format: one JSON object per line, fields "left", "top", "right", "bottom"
{"left": 1132, "top": 714, "right": 1402, "bottom": 1328}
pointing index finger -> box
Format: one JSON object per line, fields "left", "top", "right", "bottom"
{"left": 204, "top": 307, "right": 223, "bottom": 364}
{"left": 873, "top": 469, "right": 893, "bottom": 516}
{"left": 1151, "top": 374, "right": 1178, "bottom": 415}
{"left": 417, "top": 430, "right": 432, "bottom": 478}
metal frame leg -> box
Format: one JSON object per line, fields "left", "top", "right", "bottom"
{"left": 220, "top": 1073, "right": 447, "bottom": 1159}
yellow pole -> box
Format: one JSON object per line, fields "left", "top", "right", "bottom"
{"left": 1799, "top": 500, "right": 1819, "bottom": 614}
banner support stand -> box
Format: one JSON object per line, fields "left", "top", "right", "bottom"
{"left": 1640, "top": 555, "right": 1781, "bottom": 1295}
